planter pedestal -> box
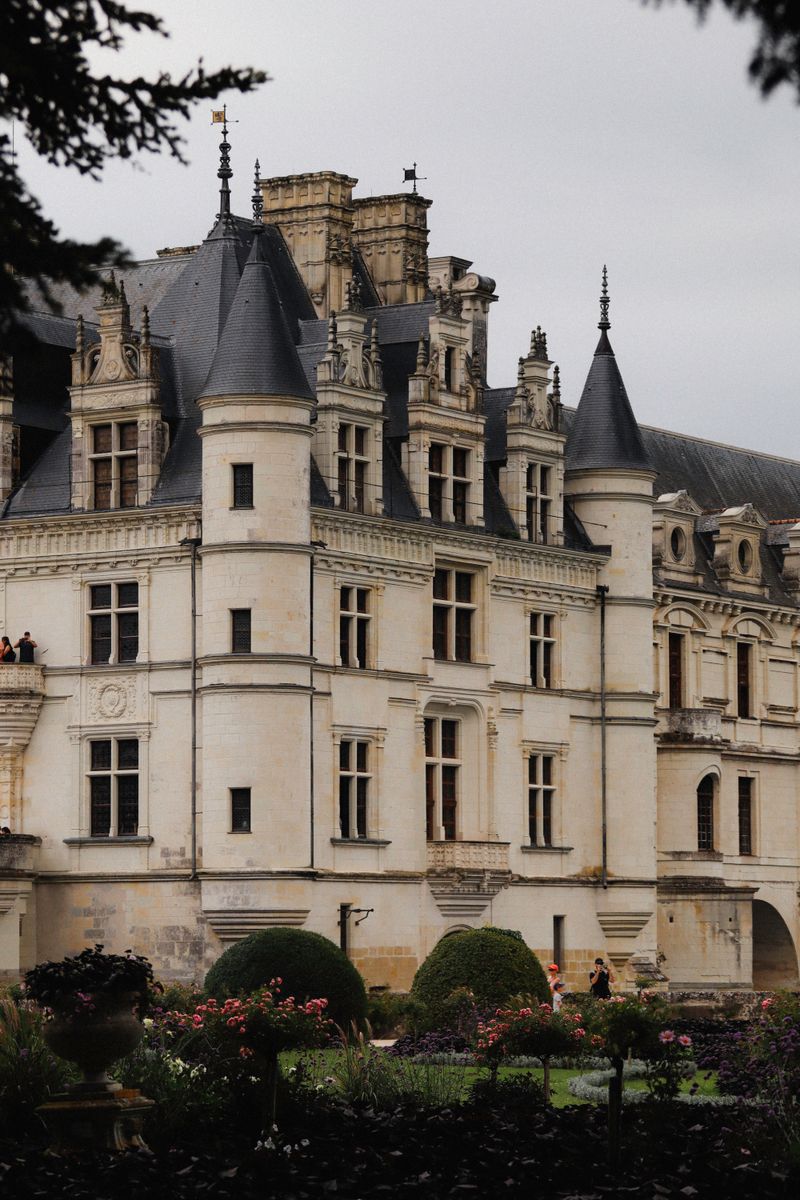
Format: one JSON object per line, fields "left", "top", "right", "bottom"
{"left": 37, "top": 1088, "right": 155, "bottom": 1153}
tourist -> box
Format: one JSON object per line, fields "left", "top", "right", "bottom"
{"left": 551, "top": 980, "right": 566, "bottom": 1012}
{"left": 1, "top": 637, "right": 15, "bottom": 663}
{"left": 547, "top": 961, "right": 561, "bottom": 992}
{"left": 13, "top": 632, "right": 37, "bottom": 663}
{"left": 589, "top": 957, "right": 614, "bottom": 998}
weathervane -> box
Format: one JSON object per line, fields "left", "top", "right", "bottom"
{"left": 599, "top": 264, "right": 611, "bottom": 331}
{"left": 211, "top": 104, "right": 238, "bottom": 220}
{"left": 403, "top": 162, "right": 427, "bottom": 195}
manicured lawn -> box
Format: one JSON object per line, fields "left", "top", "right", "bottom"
{"left": 282, "top": 1048, "right": 719, "bottom": 1108}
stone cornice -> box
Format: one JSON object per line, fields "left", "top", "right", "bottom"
{"left": 654, "top": 587, "right": 800, "bottom": 626}
{"left": 0, "top": 507, "right": 200, "bottom": 568}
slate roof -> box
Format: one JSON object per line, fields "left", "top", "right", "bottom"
{"left": 565, "top": 329, "right": 652, "bottom": 473}
{"left": 199, "top": 230, "right": 313, "bottom": 402}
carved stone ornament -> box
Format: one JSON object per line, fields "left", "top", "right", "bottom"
{"left": 88, "top": 677, "right": 137, "bottom": 722}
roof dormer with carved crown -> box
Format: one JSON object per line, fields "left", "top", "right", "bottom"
{"left": 653, "top": 490, "right": 702, "bottom": 584}
{"left": 314, "top": 277, "right": 386, "bottom": 516}
{"left": 712, "top": 504, "right": 768, "bottom": 596}
{"left": 69, "top": 275, "right": 167, "bottom": 511}
{"left": 499, "top": 326, "right": 565, "bottom": 545}
{"left": 402, "top": 287, "right": 486, "bottom": 528}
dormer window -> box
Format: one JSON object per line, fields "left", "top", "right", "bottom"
{"left": 670, "top": 527, "right": 686, "bottom": 562}
{"left": 428, "top": 443, "right": 471, "bottom": 524}
{"left": 737, "top": 540, "right": 753, "bottom": 574}
{"left": 90, "top": 421, "right": 138, "bottom": 509}
{"left": 525, "top": 462, "right": 553, "bottom": 544}
{"left": 336, "top": 423, "right": 368, "bottom": 513}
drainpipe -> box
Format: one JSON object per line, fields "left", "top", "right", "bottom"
{"left": 597, "top": 584, "right": 609, "bottom": 889}
{"left": 181, "top": 535, "right": 202, "bottom": 880}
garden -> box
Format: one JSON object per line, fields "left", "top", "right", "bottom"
{"left": 1, "top": 926, "right": 798, "bottom": 1197}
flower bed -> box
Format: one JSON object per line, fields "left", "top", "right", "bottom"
{"left": 566, "top": 1060, "right": 732, "bottom": 1106}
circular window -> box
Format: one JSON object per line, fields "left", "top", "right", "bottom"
{"left": 670, "top": 527, "right": 686, "bottom": 562}
{"left": 737, "top": 540, "right": 753, "bottom": 573}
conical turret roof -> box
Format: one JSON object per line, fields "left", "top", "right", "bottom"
{"left": 565, "top": 271, "right": 652, "bottom": 473}
{"left": 199, "top": 231, "right": 313, "bottom": 401}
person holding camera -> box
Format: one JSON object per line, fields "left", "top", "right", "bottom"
{"left": 589, "top": 956, "right": 614, "bottom": 998}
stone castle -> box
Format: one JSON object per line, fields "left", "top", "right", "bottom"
{"left": 1, "top": 134, "right": 798, "bottom": 993}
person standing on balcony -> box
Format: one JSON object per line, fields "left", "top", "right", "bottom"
{"left": 13, "top": 633, "right": 37, "bottom": 663}
{"left": 1, "top": 637, "right": 15, "bottom": 663}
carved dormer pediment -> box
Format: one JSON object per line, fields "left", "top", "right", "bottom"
{"left": 712, "top": 504, "right": 767, "bottom": 595}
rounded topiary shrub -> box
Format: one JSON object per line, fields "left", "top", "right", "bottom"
{"left": 411, "top": 928, "right": 549, "bottom": 1027}
{"left": 204, "top": 928, "right": 367, "bottom": 1029}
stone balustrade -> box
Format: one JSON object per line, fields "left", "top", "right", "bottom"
{"left": 0, "top": 665, "right": 45, "bottom": 829}
{"left": 658, "top": 707, "right": 724, "bottom": 744}
{"left": 427, "top": 840, "right": 510, "bottom": 872}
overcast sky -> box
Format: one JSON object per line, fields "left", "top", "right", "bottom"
{"left": 15, "top": 0, "right": 800, "bottom": 459}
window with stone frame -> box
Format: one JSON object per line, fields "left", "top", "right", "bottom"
{"left": 232, "top": 463, "right": 254, "bottom": 508}
{"left": 737, "top": 641, "right": 754, "bottom": 718}
{"left": 424, "top": 716, "right": 460, "bottom": 841}
{"left": 230, "top": 787, "right": 251, "bottom": 833}
{"left": 88, "top": 737, "right": 139, "bottom": 837}
{"left": 89, "top": 581, "right": 138, "bottom": 665}
{"left": 528, "top": 753, "right": 556, "bottom": 846}
{"left": 696, "top": 774, "right": 715, "bottom": 852}
{"left": 433, "top": 567, "right": 475, "bottom": 662}
{"left": 529, "top": 612, "right": 556, "bottom": 688}
{"left": 338, "top": 739, "right": 371, "bottom": 839}
{"left": 668, "top": 632, "right": 685, "bottom": 709}
{"left": 90, "top": 421, "right": 138, "bottom": 509}
{"left": 336, "top": 423, "right": 369, "bottom": 513}
{"left": 525, "top": 461, "right": 554, "bottom": 544}
{"left": 428, "top": 443, "right": 471, "bottom": 524}
{"left": 339, "top": 586, "right": 371, "bottom": 669}
{"left": 230, "top": 609, "right": 251, "bottom": 654}
{"left": 738, "top": 777, "right": 754, "bottom": 855}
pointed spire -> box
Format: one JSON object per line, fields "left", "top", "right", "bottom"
{"left": 599, "top": 265, "right": 610, "bottom": 331}
{"left": 551, "top": 363, "right": 561, "bottom": 401}
{"left": 216, "top": 107, "right": 233, "bottom": 220}
{"left": 251, "top": 158, "right": 263, "bottom": 228}
{"left": 415, "top": 335, "right": 428, "bottom": 373}
{"left": 326, "top": 311, "right": 339, "bottom": 353}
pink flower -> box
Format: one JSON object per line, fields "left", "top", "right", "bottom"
{"left": 678, "top": 1035, "right": 692, "bottom": 1047}
{"left": 658, "top": 1030, "right": 675, "bottom": 1044}
{"left": 761, "top": 997, "right": 775, "bottom": 1010}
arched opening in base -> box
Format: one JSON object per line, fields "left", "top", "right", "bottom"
{"left": 752, "top": 900, "right": 799, "bottom": 990}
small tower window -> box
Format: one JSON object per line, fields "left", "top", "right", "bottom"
{"left": 232, "top": 464, "right": 254, "bottom": 508}
{"left": 231, "top": 609, "right": 252, "bottom": 654}
{"left": 697, "top": 774, "right": 715, "bottom": 852}
{"left": 525, "top": 462, "right": 553, "bottom": 545}
{"left": 230, "top": 788, "right": 251, "bottom": 833}
{"left": 738, "top": 777, "right": 753, "bottom": 855}
{"left": 336, "top": 423, "right": 369, "bottom": 513}
{"left": 90, "top": 421, "right": 138, "bottom": 510}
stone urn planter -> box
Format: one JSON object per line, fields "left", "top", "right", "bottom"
{"left": 43, "top": 991, "right": 145, "bottom": 1094}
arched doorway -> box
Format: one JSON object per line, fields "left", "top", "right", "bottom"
{"left": 752, "top": 900, "right": 799, "bottom": 989}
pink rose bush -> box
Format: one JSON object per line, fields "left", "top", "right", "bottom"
{"left": 476, "top": 1002, "right": 590, "bottom": 1101}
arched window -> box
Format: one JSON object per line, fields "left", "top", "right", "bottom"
{"left": 696, "top": 775, "right": 715, "bottom": 852}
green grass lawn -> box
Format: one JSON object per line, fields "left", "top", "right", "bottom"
{"left": 280, "top": 1049, "right": 719, "bottom": 1109}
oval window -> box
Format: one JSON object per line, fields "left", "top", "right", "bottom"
{"left": 737, "top": 540, "right": 753, "bottom": 573}
{"left": 670, "top": 527, "right": 686, "bottom": 562}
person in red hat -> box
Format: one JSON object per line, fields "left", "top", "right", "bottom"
{"left": 547, "top": 962, "right": 561, "bottom": 994}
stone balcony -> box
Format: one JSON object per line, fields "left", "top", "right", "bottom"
{"left": 427, "top": 840, "right": 510, "bottom": 872}
{"left": 657, "top": 707, "right": 725, "bottom": 745}
{"left": 426, "top": 841, "right": 511, "bottom": 919}
{"left": 0, "top": 665, "right": 45, "bottom": 829}
{"left": 0, "top": 833, "right": 41, "bottom": 877}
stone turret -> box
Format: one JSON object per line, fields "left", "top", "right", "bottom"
{"left": 197, "top": 214, "right": 315, "bottom": 879}
{"left": 565, "top": 270, "right": 658, "bottom": 976}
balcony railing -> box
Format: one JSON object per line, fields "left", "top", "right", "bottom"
{"left": 659, "top": 707, "right": 724, "bottom": 744}
{"left": 0, "top": 664, "right": 45, "bottom": 696}
{"left": 427, "top": 840, "right": 510, "bottom": 872}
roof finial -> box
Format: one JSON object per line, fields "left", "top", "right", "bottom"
{"left": 552, "top": 363, "right": 561, "bottom": 400}
{"left": 212, "top": 105, "right": 236, "bottom": 220}
{"left": 599, "top": 265, "right": 610, "bottom": 331}
{"left": 141, "top": 305, "right": 150, "bottom": 347}
{"left": 251, "top": 158, "right": 263, "bottom": 228}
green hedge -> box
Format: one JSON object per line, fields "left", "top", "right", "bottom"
{"left": 204, "top": 928, "right": 367, "bottom": 1029}
{"left": 411, "top": 928, "right": 549, "bottom": 1026}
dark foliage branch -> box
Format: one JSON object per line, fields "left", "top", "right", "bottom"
{"left": 643, "top": 1, "right": 800, "bottom": 99}
{"left": 0, "top": 0, "right": 267, "bottom": 351}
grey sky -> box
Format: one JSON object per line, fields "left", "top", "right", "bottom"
{"left": 16, "top": 0, "right": 800, "bottom": 459}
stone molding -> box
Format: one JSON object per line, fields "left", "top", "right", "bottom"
{"left": 204, "top": 907, "right": 310, "bottom": 941}
{"left": 0, "top": 509, "right": 200, "bottom": 569}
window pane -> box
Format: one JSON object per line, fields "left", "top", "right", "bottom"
{"left": 356, "top": 742, "right": 368, "bottom": 773}
{"left": 339, "top": 613, "right": 351, "bottom": 667}
{"left": 542, "top": 756, "right": 553, "bottom": 786}
{"left": 528, "top": 788, "right": 539, "bottom": 844}
{"left": 455, "top": 572, "right": 472, "bottom": 603}
{"left": 91, "top": 740, "right": 111, "bottom": 771}
{"left": 433, "top": 569, "right": 449, "bottom": 600}
{"left": 452, "top": 481, "right": 467, "bottom": 524}
{"left": 355, "top": 617, "right": 367, "bottom": 669}
{"left": 354, "top": 426, "right": 366, "bottom": 456}
{"left": 117, "top": 582, "right": 138, "bottom": 608}
{"left": 428, "top": 476, "right": 443, "bottom": 521}
{"left": 90, "top": 614, "right": 112, "bottom": 665}
{"left": 339, "top": 740, "right": 351, "bottom": 771}
{"left": 540, "top": 466, "right": 551, "bottom": 496}
{"left": 539, "top": 499, "right": 550, "bottom": 543}
{"left": 441, "top": 720, "right": 458, "bottom": 760}
{"left": 231, "top": 788, "right": 251, "bottom": 832}
{"left": 119, "top": 422, "right": 138, "bottom": 451}
{"left": 441, "top": 765, "right": 457, "bottom": 841}
{"left": 117, "top": 775, "right": 139, "bottom": 835}
{"left": 424, "top": 718, "right": 435, "bottom": 758}
{"left": 337, "top": 457, "right": 349, "bottom": 507}
{"left": 528, "top": 755, "right": 538, "bottom": 785}
{"left": 697, "top": 776, "right": 715, "bottom": 851}
{"left": 738, "top": 779, "right": 753, "bottom": 855}
{"left": 117, "top": 612, "right": 138, "bottom": 663}
{"left": 356, "top": 589, "right": 369, "bottom": 614}
{"left": 737, "top": 643, "right": 752, "bottom": 718}
{"left": 453, "top": 447, "right": 468, "bottom": 478}
{"left": 454, "top": 607, "right": 472, "bottom": 661}
{"left": 231, "top": 610, "right": 251, "bottom": 654}
{"left": 93, "top": 459, "right": 112, "bottom": 510}
{"left": 90, "top": 777, "right": 111, "bottom": 837}
{"left": 429, "top": 444, "right": 443, "bottom": 474}
{"left": 530, "top": 640, "right": 539, "bottom": 686}
{"left": 93, "top": 425, "right": 112, "bottom": 454}
{"left": 117, "top": 739, "right": 139, "bottom": 769}
{"left": 338, "top": 424, "right": 348, "bottom": 453}
{"left": 354, "top": 460, "right": 365, "bottom": 512}
{"left": 339, "top": 776, "right": 351, "bottom": 838}
{"left": 90, "top": 585, "right": 112, "bottom": 611}
{"left": 355, "top": 776, "right": 368, "bottom": 838}
{"left": 425, "top": 764, "right": 436, "bottom": 840}
{"left": 542, "top": 793, "right": 552, "bottom": 846}
{"left": 233, "top": 464, "right": 254, "bottom": 508}
{"left": 340, "top": 587, "right": 352, "bottom": 612}
{"left": 526, "top": 464, "right": 535, "bottom": 491}
{"left": 433, "top": 605, "right": 448, "bottom": 659}
{"left": 668, "top": 633, "right": 683, "bottom": 710}
{"left": 543, "top": 641, "right": 552, "bottom": 688}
